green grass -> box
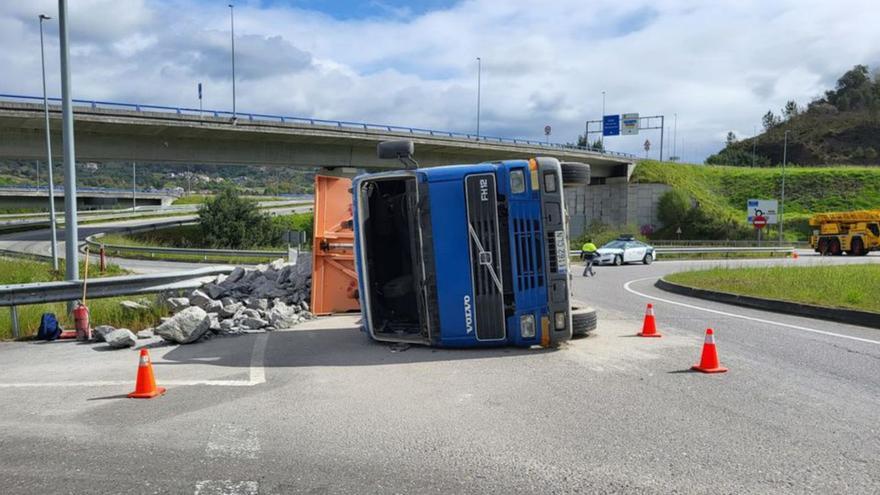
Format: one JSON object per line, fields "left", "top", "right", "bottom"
{"left": 632, "top": 160, "right": 880, "bottom": 240}
{"left": 0, "top": 257, "right": 167, "bottom": 340}
{"left": 665, "top": 264, "right": 880, "bottom": 313}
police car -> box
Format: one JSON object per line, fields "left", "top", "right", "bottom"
{"left": 595, "top": 235, "right": 656, "bottom": 266}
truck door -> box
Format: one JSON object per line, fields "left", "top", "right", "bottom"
{"left": 311, "top": 175, "right": 361, "bottom": 315}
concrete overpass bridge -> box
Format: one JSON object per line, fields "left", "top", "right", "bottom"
{"left": 0, "top": 186, "right": 176, "bottom": 210}
{"left": 0, "top": 94, "right": 635, "bottom": 179}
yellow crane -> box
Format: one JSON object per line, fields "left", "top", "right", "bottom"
{"left": 809, "top": 210, "right": 880, "bottom": 255}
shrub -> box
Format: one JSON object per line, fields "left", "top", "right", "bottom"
{"left": 198, "top": 188, "right": 280, "bottom": 249}
{"left": 657, "top": 189, "right": 692, "bottom": 228}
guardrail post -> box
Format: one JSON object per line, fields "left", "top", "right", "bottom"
{"left": 10, "top": 305, "right": 20, "bottom": 339}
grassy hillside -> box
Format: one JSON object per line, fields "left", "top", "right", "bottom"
{"left": 632, "top": 160, "right": 880, "bottom": 239}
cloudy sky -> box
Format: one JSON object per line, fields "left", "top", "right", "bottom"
{"left": 2, "top": 0, "right": 879, "bottom": 162}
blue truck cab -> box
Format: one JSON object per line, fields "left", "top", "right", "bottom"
{"left": 353, "top": 146, "right": 589, "bottom": 348}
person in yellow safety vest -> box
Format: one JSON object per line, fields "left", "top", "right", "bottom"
{"left": 581, "top": 239, "right": 598, "bottom": 277}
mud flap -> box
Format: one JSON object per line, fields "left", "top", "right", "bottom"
{"left": 310, "top": 175, "right": 361, "bottom": 315}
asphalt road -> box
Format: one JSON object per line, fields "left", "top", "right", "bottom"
{"left": 0, "top": 255, "right": 878, "bottom": 493}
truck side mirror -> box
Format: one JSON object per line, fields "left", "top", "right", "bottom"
{"left": 377, "top": 140, "right": 418, "bottom": 169}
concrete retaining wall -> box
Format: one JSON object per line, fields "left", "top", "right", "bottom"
{"left": 565, "top": 181, "right": 671, "bottom": 238}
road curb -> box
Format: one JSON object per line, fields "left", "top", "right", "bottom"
{"left": 655, "top": 278, "right": 880, "bottom": 329}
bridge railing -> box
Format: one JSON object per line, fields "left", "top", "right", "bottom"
{"left": 0, "top": 185, "right": 181, "bottom": 196}
{"left": 0, "top": 93, "right": 636, "bottom": 159}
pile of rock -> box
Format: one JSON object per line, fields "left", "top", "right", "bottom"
{"left": 91, "top": 257, "right": 313, "bottom": 349}
{"left": 153, "top": 257, "right": 314, "bottom": 345}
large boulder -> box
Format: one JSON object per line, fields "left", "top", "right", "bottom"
{"left": 105, "top": 329, "right": 137, "bottom": 348}
{"left": 267, "top": 301, "right": 300, "bottom": 329}
{"left": 120, "top": 300, "right": 149, "bottom": 311}
{"left": 219, "top": 302, "right": 243, "bottom": 319}
{"left": 188, "top": 290, "right": 214, "bottom": 310}
{"left": 167, "top": 297, "right": 190, "bottom": 313}
{"left": 154, "top": 306, "right": 211, "bottom": 344}
{"left": 136, "top": 329, "right": 154, "bottom": 339}
{"left": 225, "top": 266, "right": 246, "bottom": 284}
{"left": 92, "top": 325, "right": 117, "bottom": 343}
{"left": 238, "top": 316, "right": 268, "bottom": 329}
{"left": 203, "top": 283, "right": 227, "bottom": 300}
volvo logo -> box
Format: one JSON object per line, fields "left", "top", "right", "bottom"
{"left": 463, "top": 295, "right": 474, "bottom": 333}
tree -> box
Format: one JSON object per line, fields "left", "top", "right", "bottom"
{"left": 762, "top": 110, "right": 781, "bottom": 131}
{"left": 198, "top": 187, "right": 279, "bottom": 249}
{"left": 726, "top": 131, "right": 738, "bottom": 146}
{"left": 657, "top": 189, "right": 692, "bottom": 228}
{"left": 782, "top": 100, "right": 800, "bottom": 120}
{"left": 590, "top": 139, "right": 604, "bottom": 152}
{"left": 576, "top": 134, "right": 587, "bottom": 147}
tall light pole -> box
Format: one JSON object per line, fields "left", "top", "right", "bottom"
{"left": 751, "top": 126, "right": 758, "bottom": 168}
{"left": 229, "top": 4, "right": 236, "bottom": 121}
{"left": 132, "top": 162, "right": 137, "bottom": 211}
{"left": 39, "top": 13, "right": 59, "bottom": 272}
{"left": 58, "top": 0, "right": 79, "bottom": 281}
{"left": 601, "top": 90, "right": 606, "bottom": 147}
{"left": 476, "top": 57, "right": 481, "bottom": 140}
{"left": 779, "top": 130, "right": 790, "bottom": 243}
{"left": 672, "top": 113, "right": 678, "bottom": 160}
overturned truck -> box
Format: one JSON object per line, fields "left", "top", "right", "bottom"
{"left": 313, "top": 141, "right": 596, "bottom": 348}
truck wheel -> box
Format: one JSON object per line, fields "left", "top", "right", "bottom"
{"left": 614, "top": 255, "right": 623, "bottom": 266}
{"left": 817, "top": 238, "right": 829, "bottom": 255}
{"left": 560, "top": 162, "right": 591, "bottom": 186}
{"left": 851, "top": 237, "right": 865, "bottom": 256}
{"left": 570, "top": 304, "right": 598, "bottom": 337}
{"left": 830, "top": 238, "right": 842, "bottom": 255}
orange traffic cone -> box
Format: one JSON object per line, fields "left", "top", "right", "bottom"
{"left": 691, "top": 328, "right": 728, "bottom": 373}
{"left": 638, "top": 303, "right": 662, "bottom": 337}
{"left": 128, "top": 349, "right": 166, "bottom": 399}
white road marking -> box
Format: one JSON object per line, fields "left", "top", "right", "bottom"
{"left": 194, "top": 480, "right": 259, "bottom": 495}
{"left": 623, "top": 277, "right": 880, "bottom": 346}
{"left": 248, "top": 332, "right": 268, "bottom": 385}
{"left": 0, "top": 333, "right": 270, "bottom": 388}
{"left": 205, "top": 423, "right": 261, "bottom": 460}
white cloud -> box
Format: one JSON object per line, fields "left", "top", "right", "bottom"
{"left": 1, "top": 0, "right": 878, "bottom": 162}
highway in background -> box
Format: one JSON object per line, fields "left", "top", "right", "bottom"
{"left": 0, "top": 202, "right": 311, "bottom": 272}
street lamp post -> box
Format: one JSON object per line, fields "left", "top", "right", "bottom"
{"left": 39, "top": 13, "right": 60, "bottom": 272}
{"left": 601, "top": 91, "right": 606, "bottom": 147}
{"left": 780, "top": 130, "right": 790, "bottom": 243}
{"left": 476, "top": 57, "right": 481, "bottom": 140}
{"left": 752, "top": 126, "right": 758, "bottom": 168}
{"left": 132, "top": 162, "right": 137, "bottom": 211}
{"left": 58, "top": 0, "right": 79, "bottom": 282}
{"left": 229, "top": 4, "right": 236, "bottom": 121}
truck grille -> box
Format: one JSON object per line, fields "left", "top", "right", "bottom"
{"left": 465, "top": 174, "right": 505, "bottom": 341}
{"left": 511, "top": 204, "right": 545, "bottom": 291}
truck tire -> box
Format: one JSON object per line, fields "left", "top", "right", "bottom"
{"left": 817, "top": 238, "right": 829, "bottom": 255}
{"left": 570, "top": 304, "right": 598, "bottom": 337}
{"left": 560, "top": 162, "right": 591, "bottom": 186}
{"left": 850, "top": 237, "right": 865, "bottom": 256}
{"left": 830, "top": 238, "right": 842, "bottom": 256}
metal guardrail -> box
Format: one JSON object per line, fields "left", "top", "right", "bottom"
{"left": 0, "top": 185, "right": 180, "bottom": 197}
{"left": 571, "top": 246, "right": 796, "bottom": 257}
{"left": 0, "top": 266, "right": 233, "bottom": 339}
{"left": 86, "top": 222, "right": 288, "bottom": 261}
{"left": 0, "top": 93, "right": 637, "bottom": 158}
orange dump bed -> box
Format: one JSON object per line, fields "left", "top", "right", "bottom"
{"left": 310, "top": 175, "right": 361, "bottom": 315}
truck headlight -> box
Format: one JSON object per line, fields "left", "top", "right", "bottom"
{"left": 555, "top": 312, "right": 566, "bottom": 330}
{"left": 520, "top": 314, "right": 536, "bottom": 338}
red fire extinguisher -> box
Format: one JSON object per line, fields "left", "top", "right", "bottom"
{"left": 73, "top": 302, "right": 91, "bottom": 341}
